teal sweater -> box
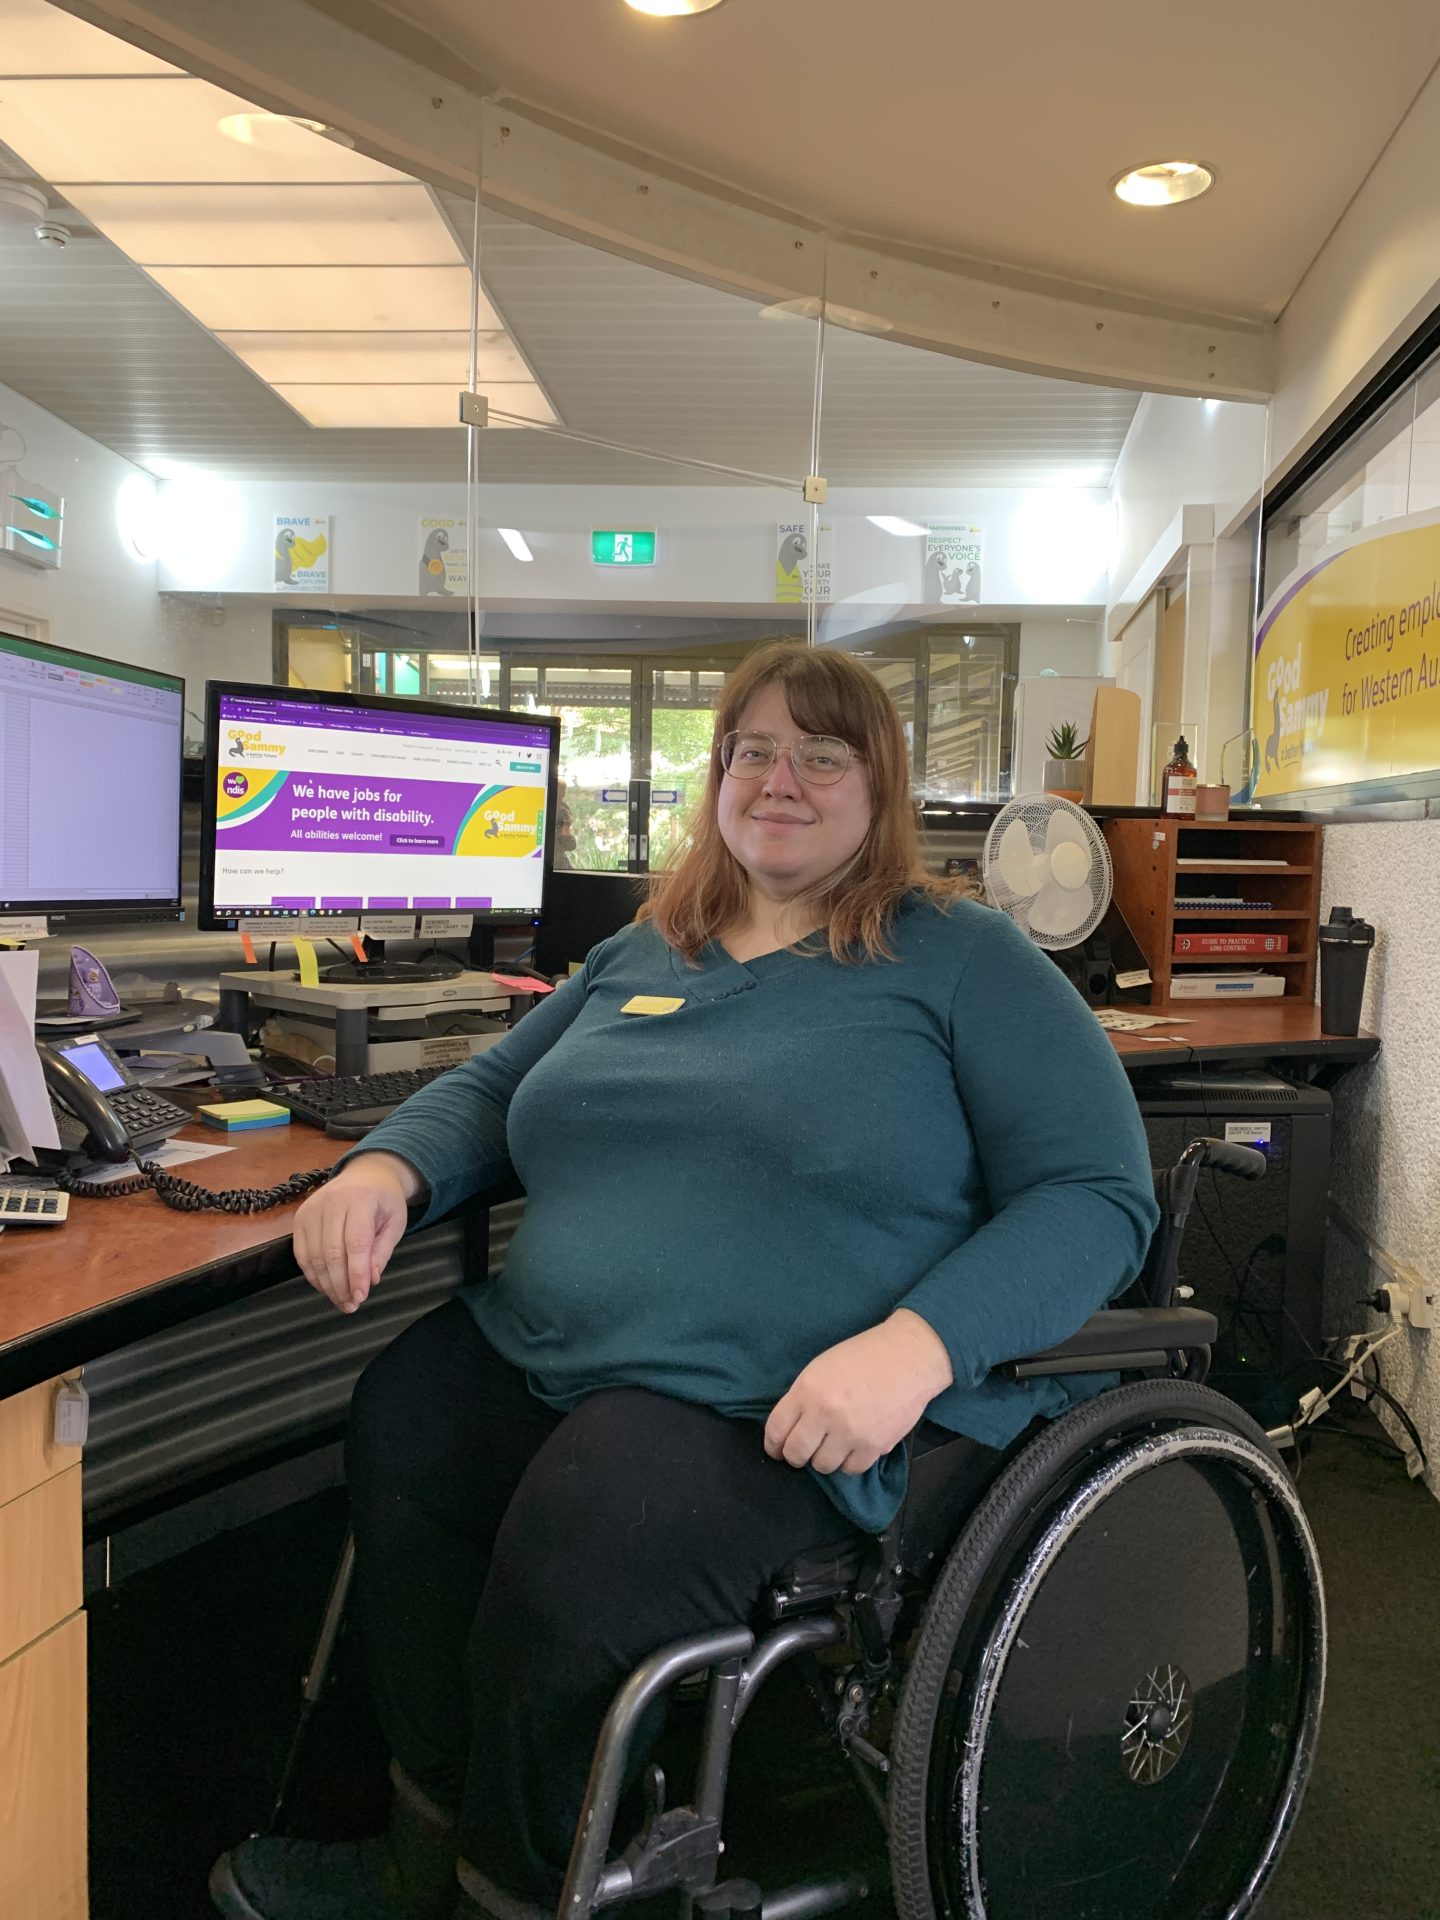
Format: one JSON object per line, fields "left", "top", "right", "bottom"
{"left": 357, "top": 897, "right": 1158, "bottom": 1532}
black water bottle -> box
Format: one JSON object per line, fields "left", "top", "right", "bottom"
{"left": 1318, "top": 906, "right": 1375, "bottom": 1036}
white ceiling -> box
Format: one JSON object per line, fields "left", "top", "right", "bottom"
{"left": 349, "top": 0, "right": 1440, "bottom": 324}
{"left": 0, "top": 136, "right": 1141, "bottom": 486}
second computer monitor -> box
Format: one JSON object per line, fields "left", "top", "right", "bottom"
{"left": 199, "top": 683, "right": 560, "bottom": 931}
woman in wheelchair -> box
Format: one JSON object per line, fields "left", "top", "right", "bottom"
{"left": 213, "top": 643, "right": 1324, "bottom": 1920}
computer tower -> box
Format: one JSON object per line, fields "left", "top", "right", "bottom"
{"left": 1135, "top": 1072, "right": 1332, "bottom": 1419}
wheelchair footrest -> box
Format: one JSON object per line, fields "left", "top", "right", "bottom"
{"left": 619, "top": 1806, "right": 723, "bottom": 1899}
{"left": 696, "top": 1878, "right": 764, "bottom": 1920}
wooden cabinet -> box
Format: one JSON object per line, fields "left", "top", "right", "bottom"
{"left": 0, "top": 1378, "right": 87, "bottom": 1920}
{"left": 1103, "top": 816, "right": 1323, "bottom": 1006}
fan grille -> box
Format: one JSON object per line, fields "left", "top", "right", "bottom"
{"left": 982, "top": 795, "right": 1112, "bottom": 949}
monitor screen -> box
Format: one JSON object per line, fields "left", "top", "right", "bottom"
{"left": 200, "top": 684, "right": 560, "bottom": 929}
{"left": 0, "top": 631, "right": 183, "bottom": 914}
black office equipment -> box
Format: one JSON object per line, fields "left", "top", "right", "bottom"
{"left": 533, "top": 870, "right": 646, "bottom": 976}
{"left": 38, "top": 1036, "right": 191, "bottom": 1163}
{"left": 265, "top": 1063, "right": 462, "bottom": 1135}
{"left": 1134, "top": 1070, "right": 1332, "bottom": 1413}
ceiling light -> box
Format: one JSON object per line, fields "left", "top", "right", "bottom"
{"left": 218, "top": 112, "right": 354, "bottom": 149}
{"left": 218, "top": 331, "right": 515, "bottom": 385}
{"left": 497, "top": 528, "right": 534, "bottom": 562}
{"left": 272, "top": 381, "right": 556, "bottom": 429}
{"left": 144, "top": 263, "right": 484, "bottom": 331}
{"left": 116, "top": 473, "right": 160, "bottom": 562}
{"left": 0, "top": 0, "right": 179, "bottom": 75}
{"left": 868, "top": 515, "right": 927, "bottom": 537}
{"left": 1112, "top": 161, "right": 1215, "bottom": 207}
{"left": 624, "top": 0, "right": 728, "bottom": 15}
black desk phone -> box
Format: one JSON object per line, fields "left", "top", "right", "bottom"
{"left": 38, "top": 1035, "right": 191, "bottom": 1164}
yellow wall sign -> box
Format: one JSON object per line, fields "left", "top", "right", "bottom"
{"left": 1253, "top": 509, "right": 1440, "bottom": 798}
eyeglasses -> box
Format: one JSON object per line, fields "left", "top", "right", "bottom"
{"left": 719, "top": 730, "right": 859, "bottom": 787}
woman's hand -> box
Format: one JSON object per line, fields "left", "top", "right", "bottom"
{"left": 293, "top": 1152, "right": 427, "bottom": 1314}
{"left": 764, "top": 1309, "right": 955, "bottom": 1475}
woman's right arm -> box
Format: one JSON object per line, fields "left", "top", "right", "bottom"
{"left": 294, "top": 966, "right": 592, "bottom": 1313}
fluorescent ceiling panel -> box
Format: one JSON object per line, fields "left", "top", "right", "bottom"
{"left": 0, "top": 76, "right": 405, "bottom": 183}
{"left": 60, "top": 183, "right": 464, "bottom": 267}
{"left": 219, "top": 331, "right": 528, "bottom": 383}
{"left": 276, "top": 383, "right": 557, "bottom": 429}
{"left": 145, "top": 263, "right": 489, "bottom": 331}
{"left": 0, "top": 0, "right": 179, "bottom": 75}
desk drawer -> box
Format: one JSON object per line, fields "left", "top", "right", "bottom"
{"left": 0, "top": 1612, "right": 87, "bottom": 1920}
{"left": 0, "top": 1465, "right": 82, "bottom": 1665}
{"left": 0, "top": 1376, "right": 83, "bottom": 1508}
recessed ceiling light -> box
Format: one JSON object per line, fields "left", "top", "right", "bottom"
{"left": 497, "top": 527, "right": 534, "bottom": 562}
{"left": 1112, "top": 160, "right": 1215, "bottom": 207}
{"left": 624, "top": 0, "right": 727, "bottom": 15}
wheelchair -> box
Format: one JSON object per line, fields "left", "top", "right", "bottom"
{"left": 274, "top": 1138, "right": 1325, "bottom": 1920}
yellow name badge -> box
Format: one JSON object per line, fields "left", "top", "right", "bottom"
{"left": 621, "top": 995, "right": 685, "bottom": 1016}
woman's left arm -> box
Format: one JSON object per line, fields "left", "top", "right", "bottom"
{"left": 896, "top": 909, "right": 1160, "bottom": 1392}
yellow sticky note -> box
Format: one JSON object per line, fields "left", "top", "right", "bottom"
{"left": 621, "top": 995, "right": 685, "bottom": 1016}
{"left": 294, "top": 935, "right": 320, "bottom": 987}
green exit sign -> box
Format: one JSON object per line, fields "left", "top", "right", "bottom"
{"left": 592, "top": 529, "right": 656, "bottom": 567}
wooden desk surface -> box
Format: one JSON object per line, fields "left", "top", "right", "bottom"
{"left": 0, "top": 1123, "right": 347, "bottom": 1398}
{"left": 1107, "top": 1000, "right": 1380, "bottom": 1069}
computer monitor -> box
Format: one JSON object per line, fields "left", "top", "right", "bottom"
{"left": 199, "top": 682, "right": 560, "bottom": 935}
{"left": 0, "top": 630, "right": 183, "bottom": 917}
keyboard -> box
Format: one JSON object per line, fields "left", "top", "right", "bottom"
{"left": 265, "top": 1063, "right": 461, "bottom": 1134}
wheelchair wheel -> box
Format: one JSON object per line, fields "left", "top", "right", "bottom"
{"left": 888, "top": 1381, "right": 1324, "bottom": 1920}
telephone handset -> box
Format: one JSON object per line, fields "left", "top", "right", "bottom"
{"left": 37, "top": 1037, "right": 190, "bottom": 1165}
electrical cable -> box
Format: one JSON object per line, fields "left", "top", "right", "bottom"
{"left": 56, "top": 1159, "right": 333, "bottom": 1214}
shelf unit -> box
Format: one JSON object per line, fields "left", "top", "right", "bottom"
{"left": 1103, "top": 816, "right": 1323, "bottom": 1005}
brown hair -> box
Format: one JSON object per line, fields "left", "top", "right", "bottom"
{"left": 640, "top": 641, "right": 954, "bottom": 964}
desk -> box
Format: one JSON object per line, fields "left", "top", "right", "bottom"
{"left": 0, "top": 1007, "right": 1380, "bottom": 1918}
{"left": 0, "top": 1123, "right": 346, "bottom": 1920}
{"left": 1108, "top": 1001, "right": 1379, "bottom": 1082}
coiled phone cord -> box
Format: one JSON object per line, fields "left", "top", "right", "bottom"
{"left": 55, "top": 1161, "right": 334, "bottom": 1214}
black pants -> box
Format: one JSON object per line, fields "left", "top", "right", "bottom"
{"left": 345, "top": 1299, "right": 867, "bottom": 1903}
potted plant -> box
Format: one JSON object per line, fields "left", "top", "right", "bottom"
{"left": 1043, "top": 722, "right": 1087, "bottom": 801}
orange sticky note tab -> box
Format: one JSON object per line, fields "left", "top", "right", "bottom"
{"left": 293, "top": 935, "right": 320, "bottom": 987}
{"left": 240, "top": 931, "right": 257, "bottom": 966}
{"left": 351, "top": 933, "right": 369, "bottom": 964}
{"left": 492, "top": 971, "right": 553, "bottom": 995}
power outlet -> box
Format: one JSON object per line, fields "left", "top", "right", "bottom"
{"left": 1372, "top": 1279, "right": 1435, "bottom": 1329}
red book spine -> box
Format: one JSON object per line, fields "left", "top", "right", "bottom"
{"left": 1173, "top": 932, "right": 1290, "bottom": 956}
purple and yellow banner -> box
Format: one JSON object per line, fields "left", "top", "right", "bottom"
{"left": 216, "top": 769, "right": 544, "bottom": 858}
{"left": 1253, "top": 508, "right": 1440, "bottom": 797}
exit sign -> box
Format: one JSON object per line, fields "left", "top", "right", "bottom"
{"left": 592, "top": 529, "right": 656, "bottom": 567}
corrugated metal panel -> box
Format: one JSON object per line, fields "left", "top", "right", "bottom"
{"left": 82, "top": 1217, "right": 471, "bottom": 1528}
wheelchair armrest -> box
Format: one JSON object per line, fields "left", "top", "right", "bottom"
{"left": 997, "top": 1306, "right": 1219, "bottom": 1380}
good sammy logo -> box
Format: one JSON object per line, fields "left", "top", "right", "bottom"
{"left": 1262, "top": 647, "right": 1328, "bottom": 773}
{"left": 226, "top": 726, "right": 287, "bottom": 762}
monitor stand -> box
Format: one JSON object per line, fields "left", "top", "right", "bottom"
{"left": 319, "top": 955, "right": 465, "bottom": 986}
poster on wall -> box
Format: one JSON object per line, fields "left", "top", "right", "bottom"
{"left": 924, "top": 522, "right": 984, "bottom": 603}
{"left": 774, "top": 521, "right": 831, "bottom": 603}
{"left": 274, "top": 514, "right": 330, "bottom": 592}
{"left": 417, "top": 515, "right": 469, "bottom": 596}
{"left": 1252, "top": 507, "right": 1440, "bottom": 799}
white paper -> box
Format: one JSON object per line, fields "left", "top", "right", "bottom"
{"left": 0, "top": 949, "right": 60, "bottom": 1159}
{"left": 361, "top": 914, "right": 420, "bottom": 940}
{"left": 75, "top": 1137, "right": 233, "bottom": 1184}
{"left": 0, "top": 914, "right": 49, "bottom": 940}
{"left": 242, "top": 916, "right": 360, "bottom": 939}
{"left": 419, "top": 912, "right": 473, "bottom": 939}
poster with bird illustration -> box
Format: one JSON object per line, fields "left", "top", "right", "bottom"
{"left": 417, "top": 516, "right": 469, "bottom": 596}
{"left": 924, "top": 522, "right": 984, "bottom": 604}
{"left": 775, "top": 521, "right": 831, "bottom": 603}
{"left": 274, "top": 514, "right": 331, "bottom": 591}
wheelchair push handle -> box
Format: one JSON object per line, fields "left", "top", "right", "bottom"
{"left": 1183, "top": 1136, "right": 1268, "bottom": 1182}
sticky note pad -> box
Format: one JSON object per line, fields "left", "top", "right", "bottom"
{"left": 620, "top": 995, "right": 685, "bottom": 1016}
{"left": 198, "top": 1099, "right": 292, "bottom": 1131}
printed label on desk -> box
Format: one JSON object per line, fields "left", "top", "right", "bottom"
{"left": 419, "top": 912, "right": 473, "bottom": 939}
{"left": 361, "top": 914, "right": 419, "bottom": 940}
{"left": 1225, "top": 1121, "right": 1272, "bottom": 1146}
{"left": 419, "top": 1034, "right": 475, "bottom": 1065}
{"left": 1115, "top": 968, "right": 1152, "bottom": 990}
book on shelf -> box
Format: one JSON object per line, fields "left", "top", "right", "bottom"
{"left": 1174, "top": 932, "right": 1290, "bottom": 956}
{"left": 1168, "top": 972, "right": 1287, "bottom": 999}
{"left": 1174, "top": 897, "right": 1274, "bottom": 911}
{"left": 1175, "top": 857, "right": 1290, "bottom": 868}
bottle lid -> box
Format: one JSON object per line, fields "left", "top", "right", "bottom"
{"left": 1173, "top": 735, "right": 1189, "bottom": 756}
